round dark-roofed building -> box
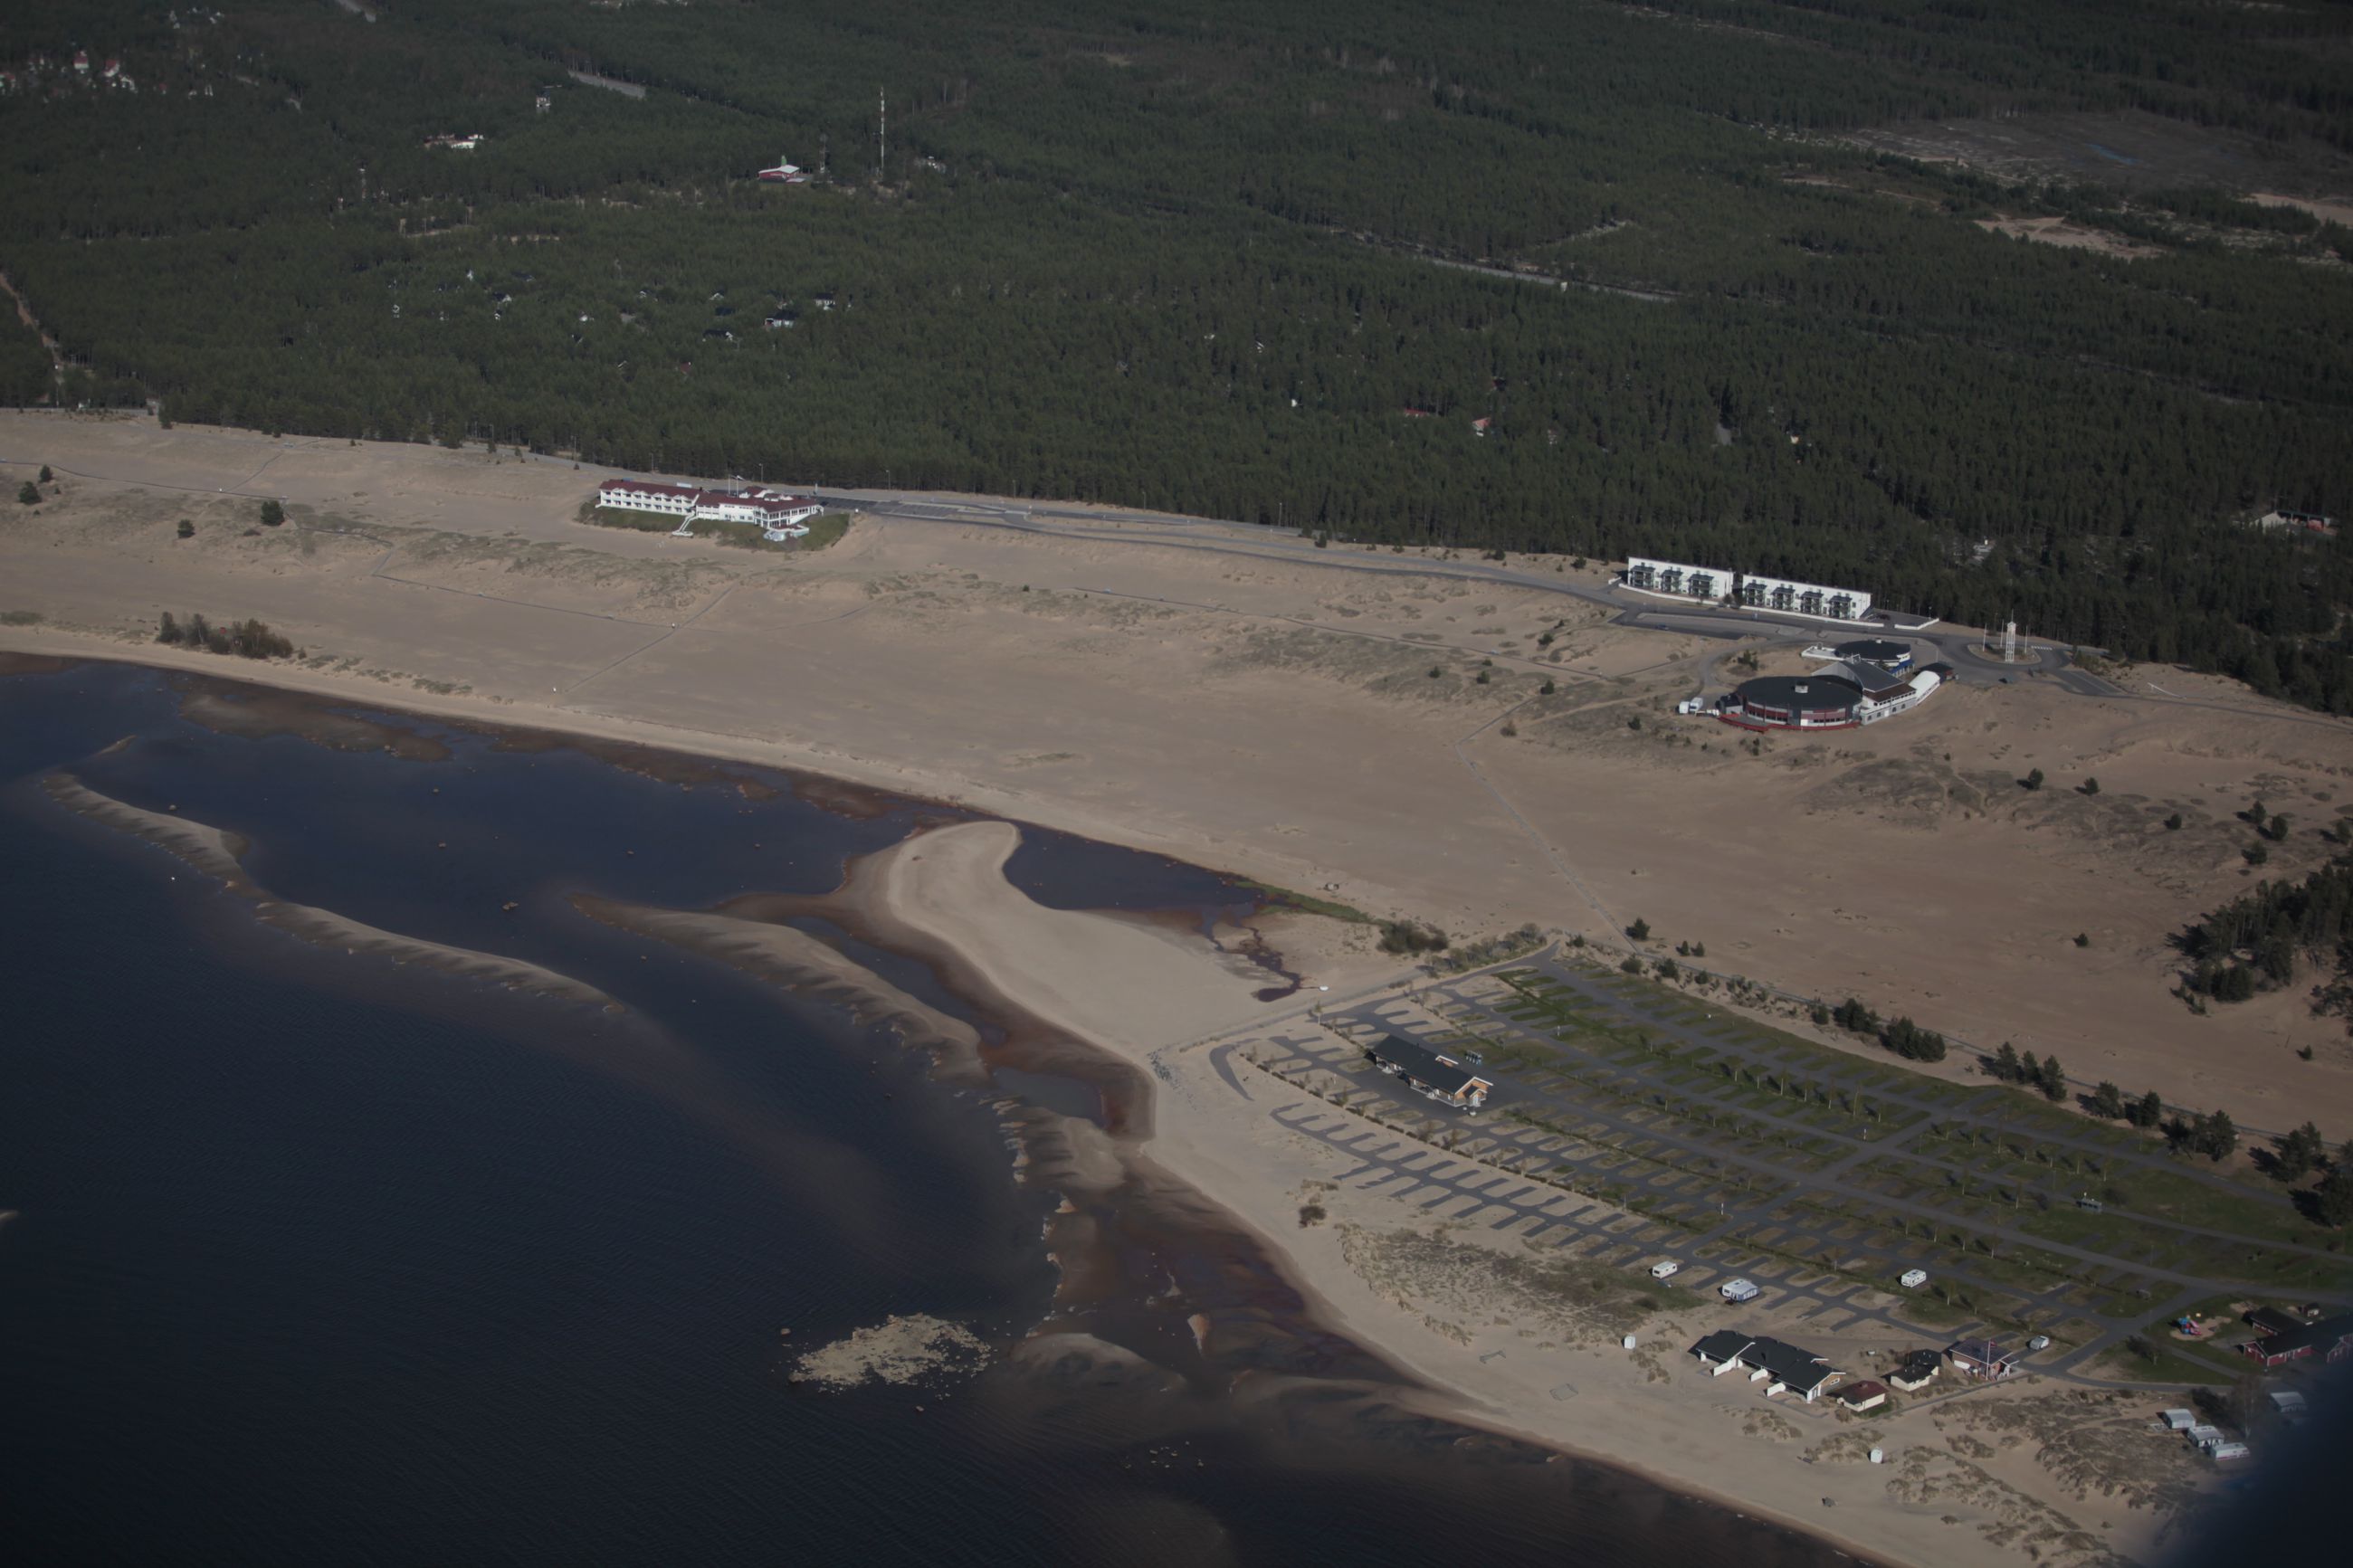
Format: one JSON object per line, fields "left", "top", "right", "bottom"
{"left": 1723, "top": 673, "right": 1865, "bottom": 729}
{"left": 1833, "top": 638, "right": 1914, "bottom": 671}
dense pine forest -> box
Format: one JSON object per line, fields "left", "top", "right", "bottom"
{"left": 3, "top": 0, "right": 2349, "bottom": 708}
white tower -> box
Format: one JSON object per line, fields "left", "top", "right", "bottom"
{"left": 877, "top": 87, "right": 886, "bottom": 180}
{"left": 2002, "top": 620, "right": 2017, "bottom": 665}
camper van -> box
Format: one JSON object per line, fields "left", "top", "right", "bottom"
{"left": 1720, "top": 1278, "right": 1761, "bottom": 1303}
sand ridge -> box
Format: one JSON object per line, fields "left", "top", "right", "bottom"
{"left": 43, "top": 773, "right": 618, "bottom": 1009}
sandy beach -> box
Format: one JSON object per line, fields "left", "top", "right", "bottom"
{"left": 4, "top": 412, "right": 2346, "bottom": 1137}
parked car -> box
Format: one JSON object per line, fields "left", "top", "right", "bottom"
{"left": 2027, "top": 1334, "right": 2052, "bottom": 1352}
{"left": 1720, "top": 1278, "right": 1760, "bottom": 1303}
{"left": 1650, "top": 1259, "right": 1681, "bottom": 1281}
{"left": 1899, "top": 1269, "right": 1929, "bottom": 1289}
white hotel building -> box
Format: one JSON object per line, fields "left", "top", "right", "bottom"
{"left": 1623, "top": 556, "right": 1872, "bottom": 622}
{"left": 596, "top": 479, "right": 824, "bottom": 540}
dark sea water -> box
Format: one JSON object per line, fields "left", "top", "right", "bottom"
{"left": 0, "top": 661, "right": 1861, "bottom": 1568}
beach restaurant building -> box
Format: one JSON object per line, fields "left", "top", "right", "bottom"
{"left": 1363, "top": 1035, "right": 1494, "bottom": 1112}
{"left": 595, "top": 477, "right": 824, "bottom": 539}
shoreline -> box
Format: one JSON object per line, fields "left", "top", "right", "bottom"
{"left": 786, "top": 819, "right": 2150, "bottom": 1568}
{"left": 0, "top": 630, "right": 1372, "bottom": 927}
{"left": 5, "top": 408, "right": 2350, "bottom": 1143}
{"left": 4, "top": 648, "right": 2200, "bottom": 1568}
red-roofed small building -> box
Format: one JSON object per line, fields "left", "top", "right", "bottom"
{"left": 72, "top": 50, "right": 91, "bottom": 74}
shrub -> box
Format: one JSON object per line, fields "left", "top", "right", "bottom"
{"left": 2090, "top": 1081, "right": 2125, "bottom": 1119}
{"left": 152, "top": 611, "right": 292, "bottom": 660}
{"left": 1654, "top": 957, "right": 1679, "bottom": 982}
{"left": 38, "top": 465, "right": 52, "bottom": 483}
{"left": 1427, "top": 666, "right": 1443, "bottom": 679}
{"left": 2022, "top": 767, "right": 2044, "bottom": 791}
{"left": 1626, "top": 918, "right": 1651, "bottom": 941}
{"left": 1880, "top": 1016, "right": 1948, "bottom": 1062}
{"left": 2316, "top": 1164, "right": 2353, "bottom": 1227}
{"left": 176, "top": 518, "right": 195, "bottom": 538}
{"left": 2187, "top": 1109, "right": 2237, "bottom": 1162}
{"left": 2038, "top": 1054, "right": 2067, "bottom": 1101}
{"left": 2208, "top": 964, "right": 2257, "bottom": 1002}
{"left": 2072, "top": 932, "right": 2090, "bottom": 947}
{"left": 1538, "top": 679, "right": 1555, "bottom": 695}
{"left": 2243, "top": 842, "right": 2269, "bottom": 867}
{"left": 258, "top": 499, "right": 285, "bottom": 527}
{"left": 2272, "top": 1123, "right": 2325, "bottom": 1183}
{"left": 1475, "top": 669, "right": 1491, "bottom": 684}
{"left": 2164, "top": 812, "right": 2183, "bottom": 831}
{"left": 1833, "top": 997, "right": 1880, "bottom": 1035}
{"left": 1619, "top": 955, "right": 1643, "bottom": 974}
{"left": 15, "top": 480, "right": 36, "bottom": 506}
{"left": 1376, "top": 919, "right": 1449, "bottom": 955}
{"left": 2126, "top": 1089, "right": 2165, "bottom": 1129}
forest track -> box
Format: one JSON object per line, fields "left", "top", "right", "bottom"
{"left": 1317, "top": 225, "right": 1679, "bottom": 304}
{"left": 0, "top": 270, "right": 65, "bottom": 388}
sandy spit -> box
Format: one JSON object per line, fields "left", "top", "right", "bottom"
{"left": 43, "top": 773, "right": 617, "bottom": 1009}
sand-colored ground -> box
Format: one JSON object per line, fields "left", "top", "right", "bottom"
{"left": 2247, "top": 192, "right": 2353, "bottom": 229}
{"left": 1977, "top": 215, "right": 2165, "bottom": 259}
{"left": 5, "top": 413, "right": 2346, "bottom": 1141}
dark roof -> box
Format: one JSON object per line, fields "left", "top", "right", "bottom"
{"left": 1950, "top": 1337, "right": 2019, "bottom": 1366}
{"left": 1834, "top": 638, "right": 1913, "bottom": 666}
{"left": 1826, "top": 659, "right": 1909, "bottom": 696}
{"left": 1745, "top": 1336, "right": 1839, "bottom": 1392}
{"left": 1691, "top": 1330, "right": 1755, "bottom": 1362}
{"left": 1837, "top": 1380, "right": 1891, "bottom": 1403}
{"left": 1365, "top": 1035, "right": 1487, "bottom": 1097}
{"left": 2254, "top": 1311, "right": 2353, "bottom": 1358}
{"left": 2246, "top": 1306, "right": 2303, "bottom": 1336}
{"left": 1898, "top": 1349, "right": 1941, "bottom": 1376}
{"left": 1733, "top": 674, "right": 1862, "bottom": 714}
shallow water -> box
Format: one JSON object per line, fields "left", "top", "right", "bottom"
{"left": 0, "top": 662, "right": 1858, "bottom": 1568}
